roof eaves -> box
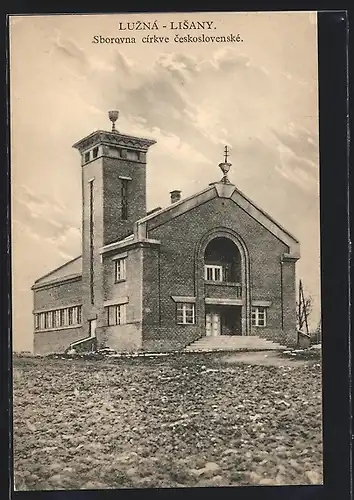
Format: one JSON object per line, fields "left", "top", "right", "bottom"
{"left": 136, "top": 185, "right": 214, "bottom": 226}
{"left": 34, "top": 255, "right": 82, "bottom": 284}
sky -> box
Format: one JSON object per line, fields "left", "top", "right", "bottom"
{"left": 10, "top": 12, "right": 320, "bottom": 352}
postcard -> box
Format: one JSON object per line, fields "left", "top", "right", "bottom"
{"left": 10, "top": 11, "right": 322, "bottom": 490}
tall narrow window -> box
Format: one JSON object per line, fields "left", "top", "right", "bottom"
{"left": 107, "top": 304, "right": 127, "bottom": 326}
{"left": 63, "top": 308, "right": 69, "bottom": 327}
{"left": 59, "top": 308, "right": 65, "bottom": 327}
{"left": 68, "top": 307, "right": 73, "bottom": 326}
{"left": 77, "top": 306, "right": 82, "bottom": 325}
{"left": 54, "top": 310, "right": 61, "bottom": 328}
{"left": 39, "top": 313, "right": 45, "bottom": 330}
{"left": 121, "top": 179, "right": 128, "bottom": 221}
{"left": 114, "top": 258, "right": 127, "bottom": 282}
{"left": 72, "top": 306, "right": 78, "bottom": 325}
{"left": 46, "top": 311, "right": 54, "bottom": 329}
{"left": 89, "top": 179, "right": 95, "bottom": 304}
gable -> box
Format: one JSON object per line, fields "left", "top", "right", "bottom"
{"left": 34, "top": 256, "right": 82, "bottom": 285}
{"left": 148, "top": 196, "right": 290, "bottom": 263}
{"left": 229, "top": 186, "right": 300, "bottom": 256}
{"left": 136, "top": 182, "right": 300, "bottom": 258}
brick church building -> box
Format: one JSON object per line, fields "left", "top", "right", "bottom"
{"left": 32, "top": 111, "right": 300, "bottom": 354}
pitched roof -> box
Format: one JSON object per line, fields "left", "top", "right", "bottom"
{"left": 100, "top": 181, "right": 300, "bottom": 258}
{"left": 33, "top": 255, "right": 82, "bottom": 288}
{"left": 135, "top": 181, "right": 300, "bottom": 257}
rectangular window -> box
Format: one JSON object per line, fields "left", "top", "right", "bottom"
{"left": 35, "top": 306, "right": 82, "bottom": 331}
{"left": 63, "top": 308, "right": 69, "bottom": 327}
{"left": 176, "top": 303, "right": 195, "bottom": 325}
{"left": 47, "top": 311, "right": 54, "bottom": 329}
{"left": 204, "top": 264, "right": 223, "bottom": 282}
{"left": 89, "top": 179, "right": 95, "bottom": 304}
{"left": 53, "top": 310, "right": 60, "bottom": 328}
{"left": 77, "top": 306, "right": 82, "bottom": 325}
{"left": 251, "top": 307, "right": 267, "bottom": 327}
{"left": 107, "top": 304, "right": 127, "bottom": 326}
{"left": 126, "top": 150, "right": 139, "bottom": 161}
{"left": 114, "top": 258, "right": 127, "bottom": 282}
{"left": 39, "top": 313, "right": 45, "bottom": 330}
{"left": 84, "top": 151, "right": 90, "bottom": 163}
{"left": 68, "top": 307, "right": 74, "bottom": 326}
{"left": 59, "top": 308, "right": 65, "bottom": 327}
{"left": 121, "top": 179, "right": 128, "bottom": 220}
{"left": 92, "top": 146, "right": 99, "bottom": 159}
{"left": 72, "top": 306, "right": 78, "bottom": 325}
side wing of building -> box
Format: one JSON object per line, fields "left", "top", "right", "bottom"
{"left": 138, "top": 183, "right": 299, "bottom": 350}
{"left": 32, "top": 257, "right": 83, "bottom": 354}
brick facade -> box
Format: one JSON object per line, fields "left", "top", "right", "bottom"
{"left": 34, "top": 327, "right": 84, "bottom": 355}
{"left": 33, "top": 277, "right": 83, "bottom": 354}
{"left": 32, "top": 117, "right": 300, "bottom": 354}
{"left": 140, "top": 195, "right": 297, "bottom": 348}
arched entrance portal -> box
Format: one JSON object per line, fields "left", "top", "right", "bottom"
{"left": 195, "top": 228, "right": 251, "bottom": 337}
{"left": 204, "top": 237, "right": 242, "bottom": 283}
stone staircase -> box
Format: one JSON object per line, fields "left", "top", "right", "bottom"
{"left": 184, "top": 335, "right": 286, "bottom": 352}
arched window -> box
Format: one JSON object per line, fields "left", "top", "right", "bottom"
{"left": 204, "top": 237, "right": 241, "bottom": 283}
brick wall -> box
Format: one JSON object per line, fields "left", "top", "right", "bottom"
{"left": 101, "top": 247, "right": 143, "bottom": 350}
{"left": 34, "top": 327, "right": 84, "bottom": 354}
{"left": 105, "top": 324, "right": 142, "bottom": 351}
{"left": 280, "top": 257, "right": 297, "bottom": 345}
{"left": 142, "top": 246, "right": 160, "bottom": 330}
{"left": 81, "top": 153, "right": 147, "bottom": 348}
{"left": 142, "top": 196, "right": 296, "bottom": 347}
{"left": 142, "top": 326, "right": 201, "bottom": 352}
{"left": 81, "top": 158, "right": 104, "bottom": 343}
{"left": 103, "top": 158, "right": 147, "bottom": 245}
{"left": 33, "top": 278, "right": 82, "bottom": 310}
{"left": 205, "top": 283, "right": 242, "bottom": 299}
{"left": 33, "top": 278, "right": 83, "bottom": 354}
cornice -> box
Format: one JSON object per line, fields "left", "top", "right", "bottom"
{"left": 72, "top": 130, "right": 156, "bottom": 153}
{"left": 31, "top": 274, "right": 82, "bottom": 291}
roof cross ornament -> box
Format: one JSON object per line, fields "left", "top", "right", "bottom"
{"left": 218, "top": 145, "right": 232, "bottom": 184}
{"left": 224, "top": 145, "right": 229, "bottom": 163}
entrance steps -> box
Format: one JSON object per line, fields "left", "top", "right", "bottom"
{"left": 184, "top": 335, "right": 286, "bottom": 352}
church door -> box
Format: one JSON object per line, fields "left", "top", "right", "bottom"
{"left": 206, "top": 312, "right": 221, "bottom": 337}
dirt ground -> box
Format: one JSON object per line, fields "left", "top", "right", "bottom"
{"left": 12, "top": 350, "right": 322, "bottom": 490}
{"left": 220, "top": 350, "right": 310, "bottom": 366}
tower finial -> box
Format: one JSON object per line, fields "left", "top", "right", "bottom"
{"left": 218, "top": 145, "right": 232, "bottom": 184}
{"left": 108, "top": 110, "right": 119, "bottom": 132}
{"left": 224, "top": 145, "right": 229, "bottom": 163}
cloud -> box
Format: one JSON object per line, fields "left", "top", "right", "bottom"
{"left": 272, "top": 123, "right": 319, "bottom": 165}
{"left": 14, "top": 220, "right": 78, "bottom": 263}
{"left": 11, "top": 20, "right": 320, "bottom": 350}
{"left": 156, "top": 52, "right": 201, "bottom": 80}
{"left": 51, "top": 29, "right": 89, "bottom": 73}
{"left": 12, "top": 184, "right": 81, "bottom": 259}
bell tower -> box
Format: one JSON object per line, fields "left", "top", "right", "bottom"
{"left": 72, "top": 111, "right": 156, "bottom": 338}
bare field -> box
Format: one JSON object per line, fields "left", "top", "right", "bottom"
{"left": 12, "top": 351, "right": 322, "bottom": 490}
